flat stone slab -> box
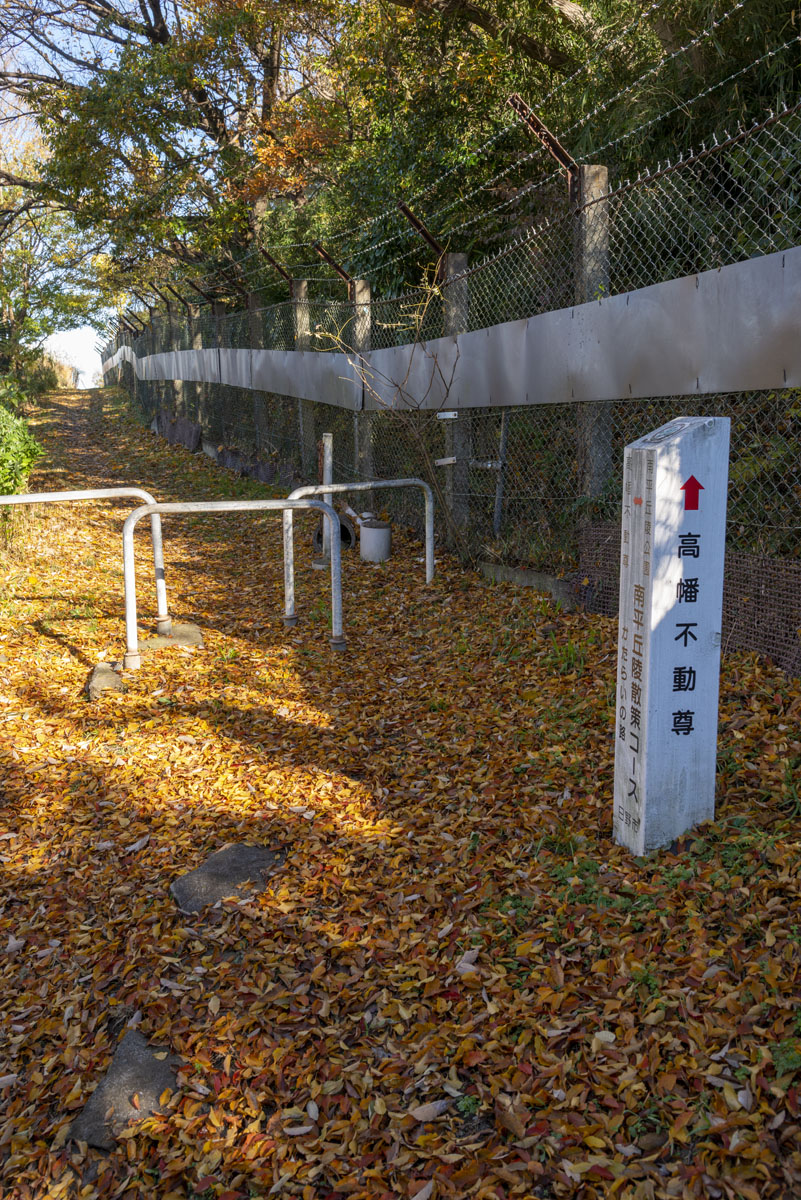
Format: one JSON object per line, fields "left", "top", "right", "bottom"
{"left": 171, "top": 843, "right": 284, "bottom": 914}
{"left": 140, "top": 622, "right": 205, "bottom": 651}
{"left": 70, "top": 1031, "right": 177, "bottom": 1150}
{"left": 86, "top": 663, "right": 125, "bottom": 702}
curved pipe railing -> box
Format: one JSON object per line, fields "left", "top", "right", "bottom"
{"left": 282, "top": 479, "right": 434, "bottom": 627}
{"left": 121, "top": 499, "right": 344, "bottom": 669}
{"left": 0, "top": 488, "right": 170, "bottom": 633}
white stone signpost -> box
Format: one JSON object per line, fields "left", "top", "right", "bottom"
{"left": 613, "top": 416, "right": 731, "bottom": 855}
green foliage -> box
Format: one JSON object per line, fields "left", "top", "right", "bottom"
{"left": 0, "top": 377, "right": 26, "bottom": 412}
{"left": 0, "top": 0, "right": 797, "bottom": 327}
{"left": 0, "top": 150, "right": 103, "bottom": 356}
{"left": 456, "top": 1094, "right": 481, "bottom": 1117}
{"left": 0, "top": 398, "right": 45, "bottom": 495}
{"left": 770, "top": 1039, "right": 801, "bottom": 1080}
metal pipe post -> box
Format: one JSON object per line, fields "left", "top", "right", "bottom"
{"left": 283, "top": 479, "right": 434, "bottom": 625}
{"left": 321, "top": 432, "right": 334, "bottom": 558}
{"left": 121, "top": 498, "right": 344, "bottom": 669}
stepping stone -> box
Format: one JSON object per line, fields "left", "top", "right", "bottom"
{"left": 171, "top": 843, "right": 284, "bottom": 914}
{"left": 86, "top": 663, "right": 124, "bottom": 702}
{"left": 140, "top": 622, "right": 205, "bottom": 651}
{"left": 69, "top": 1031, "right": 177, "bottom": 1150}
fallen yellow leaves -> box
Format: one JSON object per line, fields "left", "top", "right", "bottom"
{"left": 0, "top": 390, "right": 800, "bottom": 1198}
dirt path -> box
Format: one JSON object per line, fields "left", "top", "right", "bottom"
{"left": 1, "top": 389, "right": 800, "bottom": 1199}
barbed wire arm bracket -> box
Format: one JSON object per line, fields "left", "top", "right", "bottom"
{"left": 313, "top": 243, "right": 355, "bottom": 302}
{"left": 185, "top": 280, "right": 214, "bottom": 304}
{"left": 165, "top": 284, "right": 193, "bottom": 314}
{"left": 507, "top": 93, "right": 579, "bottom": 204}
{"left": 131, "top": 290, "right": 155, "bottom": 319}
{"left": 260, "top": 249, "right": 295, "bottom": 299}
{"left": 150, "top": 284, "right": 175, "bottom": 311}
{"left": 124, "top": 309, "right": 147, "bottom": 334}
{"left": 397, "top": 202, "right": 446, "bottom": 280}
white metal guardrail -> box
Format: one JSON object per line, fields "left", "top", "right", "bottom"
{"left": 0, "top": 488, "right": 171, "bottom": 633}
{"left": 281, "top": 479, "right": 435, "bottom": 627}
{"left": 121, "top": 498, "right": 344, "bottom": 668}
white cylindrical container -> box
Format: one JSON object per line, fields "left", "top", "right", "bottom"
{"left": 360, "top": 519, "right": 391, "bottom": 563}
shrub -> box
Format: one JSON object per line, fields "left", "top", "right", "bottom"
{"left": 0, "top": 402, "right": 45, "bottom": 495}
{"left": 0, "top": 376, "right": 27, "bottom": 413}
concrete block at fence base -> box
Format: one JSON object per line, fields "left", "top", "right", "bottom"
{"left": 251, "top": 458, "right": 280, "bottom": 484}
{"left": 478, "top": 561, "right": 580, "bottom": 611}
{"left": 69, "top": 1031, "right": 178, "bottom": 1151}
{"left": 170, "top": 843, "right": 285, "bottom": 914}
{"left": 140, "top": 622, "right": 205, "bottom": 651}
{"left": 169, "top": 417, "right": 202, "bottom": 453}
{"left": 86, "top": 663, "right": 125, "bottom": 702}
{"left": 217, "top": 448, "right": 246, "bottom": 474}
{"left": 154, "top": 411, "right": 173, "bottom": 440}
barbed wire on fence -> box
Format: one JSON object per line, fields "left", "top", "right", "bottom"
{"left": 103, "top": 89, "right": 801, "bottom": 677}
{"left": 103, "top": 95, "right": 801, "bottom": 362}
{"left": 193, "top": 0, "right": 768, "bottom": 296}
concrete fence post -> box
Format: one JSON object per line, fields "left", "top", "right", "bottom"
{"left": 293, "top": 279, "right": 317, "bottom": 480}
{"left": 351, "top": 279, "right": 374, "bottom": 487}
{"left": 164, "top": 300, "right": 184, "bottom": 416}
{"left": 188, "top": 303, "right": 207, "bottom": 438}
{"left": 211, "top": 301, "right": 226, "bottom": 349}
{"left": 248, "top": 292, "right": 265, "bottom": 350}
{"left": 248, "top": 292, "right": 268, "bottom": 456}
{"left": 575, "top": 164, "right": 613, "bottom": 501}
{"left": 443, "top": 252, "right": 470, "bottom": 545}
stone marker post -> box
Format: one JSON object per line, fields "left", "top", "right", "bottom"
{"left": 614, "top": 416, "right": 730, "bottom": 855}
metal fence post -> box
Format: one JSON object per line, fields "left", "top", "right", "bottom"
{"left": 575, "top": 164, "right": 612, "bottom": 500}
{"left": 443, "top": 252, "right": 470, "bottom": 544}
{"left": 293, "top": 279, "right": 317, "bottom": 480}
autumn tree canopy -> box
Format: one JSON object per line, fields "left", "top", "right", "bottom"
{"left": 0, "top": 0, "right": 797, "bottom": 310}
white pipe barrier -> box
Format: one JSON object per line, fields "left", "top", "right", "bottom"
{"left": 321, "top": 433, "right": 333, "bottom": 558}
{"left": 282, "top": 479, "right": 434, "bottom": 627}
{"left": 121, "top": 498, "right": 345, "bottom": 669}
{"left": 0, "top": 488, "right": 171, "bottom": 633}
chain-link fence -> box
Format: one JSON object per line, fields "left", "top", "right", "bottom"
{"left": 103, "top": 102, "right": 801, "bottom": 361}
{"left": 106, "top": 101, "right": 801, "bottom": 675}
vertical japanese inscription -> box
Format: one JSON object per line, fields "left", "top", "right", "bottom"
{"left": 614, "top": 446, "right": 652, "bottom": 844}
{"left": 614, "top": 417, "right": 730, "bottom": 855}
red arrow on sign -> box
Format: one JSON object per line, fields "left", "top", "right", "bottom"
{"left": 681, "top": 475, "right": 704, "bottom": 510}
